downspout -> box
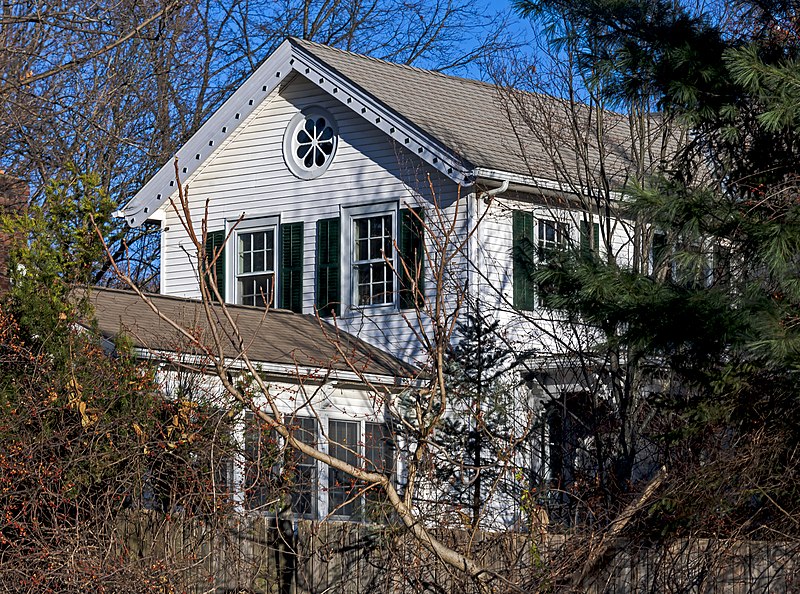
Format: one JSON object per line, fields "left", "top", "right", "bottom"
{"left": 467, "top": 179, "right": 510, "bottom": 314}
{"left": 478, "top": 179, "right": 510, "bottom": 203}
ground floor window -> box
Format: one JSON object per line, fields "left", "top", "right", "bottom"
{"left": 239, "top": 413, "right": 393, "bottom": 520}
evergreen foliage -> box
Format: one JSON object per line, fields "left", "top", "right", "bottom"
{"left": 436, "top": 306, "right": 519, "bottom": 528}
{"left": 514, "top": 0, "right": 800, "bottom": 535}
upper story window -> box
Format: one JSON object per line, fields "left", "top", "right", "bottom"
{"left": 283, "top": 107, "right": 338, "bottom": 180}
{"left": 353, "top": 214, "right": 394, "bottom": 306}
{"left": 233, "top": 217, "right": 279, "bottom": 307}
{"left": 513, "top": 210, "right": 572, "bottom": 310}
{"left": 315, "top": 205, "right": 424, "bottom": 317}
{"left": 537, "top": 219, "right": 568, "bottom": 261}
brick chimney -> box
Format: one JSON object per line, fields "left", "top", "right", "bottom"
{"left": 0, "top": 175, "right": 29, "bottom": 294}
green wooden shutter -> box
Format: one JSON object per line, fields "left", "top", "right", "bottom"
{"left": 512, "top": 210, "right": 535, "bottom": 310}
{"left": 651, "top": 231, "right": 670, "bottom": 278}
{"left": 580, "top": 220, "right": 600, "bottom": 255}
{"left": 204, "top": 230, "right": 226, "bottom": 302}
{"left": 399, "top": 207, "right": 425, "bottom": 309}
{"left": 316, "top": 217, "right": 340, "bottom": 316}
{"left": 280, "top": 222, "right": 304, "bottom": 313}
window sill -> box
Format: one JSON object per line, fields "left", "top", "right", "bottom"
{"left": 343, "top": 302, "right": 399, "bottom": 317}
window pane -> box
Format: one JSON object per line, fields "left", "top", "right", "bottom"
{"left": 253, "top": 250, "right": 264, "bottom": 272}
{"left": 286, "top": 417, "right": 317, "bottom": 516}
{"left": 369, "top": 217, "right": 382, "bottom": 238}
{"left": 355, "top": 219, "right": 368, "bottom": 241}
{"left": 253, "top": 232, "right": 264, "bottom": 251}
{"left": 372, "top": 262, "right": 385, "bottom": 282}
{"left": 356, "top": 237, "right": 368, "bottom": 261}
{"left": 328, "top": 420, "right": 360, "bottom": 517}
{"left": 370, "top": 237, "right": 382, "bottom": 258}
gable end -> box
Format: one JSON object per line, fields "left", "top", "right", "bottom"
{"left": 118, "top": 39, "right": 475, "bottom": 228}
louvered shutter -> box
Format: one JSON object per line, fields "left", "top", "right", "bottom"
{"left": 580, "top": 220, "right": 600, "bottom": 255}
{"left": 512, "top": 211, "right": 535, "bottom": 310}
{"left": 316, "top": 217, "right": 340, "bottom": 316}
{"left": 204, "top": 230, "right": 226, "bottom": 302}
{"left": 399, "top": 207, "right": 425, "bottom": 309}
{"left": 280, "top": 222, "right": 304, "bottom": 313}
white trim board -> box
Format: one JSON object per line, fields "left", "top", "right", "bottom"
{"left": 117, "top": 38, "right": 474, "bottom": 228}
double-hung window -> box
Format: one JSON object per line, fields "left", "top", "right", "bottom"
{"left": 513, "top": 211, "right": 572, "bottom": 310}
{"left": 350, "top": 208, "right": 396, "bottom": 307}
{"left": 341, "top": 202, "right": 399, "bottom": 308}
{"left": 287, "top": 417, "right": 317, "bottom": 516}
{"left": 537, "top": 219, "right": 568, "bottom": 261}
{"left": 328, "top": 202, "right": 423, "bottom": 313}
{"left": 328, "top": 419, "right": 361, "bottom": 517}
{"left": 242, "top": 413, "right": 317, "bottom": 516}
{"left": 327, "top": 419, "right": 395, "bottom": 519}
{"left": 234, "top": 217, "right": 278, "bottom": 307}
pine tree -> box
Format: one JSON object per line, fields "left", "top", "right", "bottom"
{"left": 436, "top": 305, "right": 520, "bottom": 529}
{"left": 513, "top": 0, "right": 800, "bottom": 535}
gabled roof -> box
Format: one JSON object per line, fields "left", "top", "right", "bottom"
{"left": 119, "top": 37, "right": 647, "bottom": 227}
{"left": 83, "top": 287, "right": 416, "bottom": 383}
{"left": 291, "top": 39, "right": 535, "bottom": 179}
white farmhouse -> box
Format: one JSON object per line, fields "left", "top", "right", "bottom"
{"left": 113, "top": 38, "right": 670, "bottom": 525}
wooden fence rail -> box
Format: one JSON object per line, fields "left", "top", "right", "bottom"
{"left": 115, "top": 513, "right": 800, "bottom": 593}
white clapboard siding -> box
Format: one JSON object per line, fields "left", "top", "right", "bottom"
{"left": 161, "top": 75, "right": 462, "bottom": 364}
{"left": 475, "top": 196, "right": 638, "bottom": 355}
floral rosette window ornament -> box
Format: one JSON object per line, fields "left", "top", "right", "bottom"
{"left": 283, "top": 107, "right": 338, "bottom": 179}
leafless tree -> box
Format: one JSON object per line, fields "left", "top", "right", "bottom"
{"left": 94, "top": 162, "right": 542, "bottom": 591}
{"left": 482, "top": 20, "right": 688, "bottom": 579}
{"left": 0, "top": 0, "right": 521, "bottom": 287}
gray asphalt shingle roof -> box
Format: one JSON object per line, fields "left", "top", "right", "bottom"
{"left": 83, "top": 287, "right": 415, "bottom": 381}
{"left": 292, "top": 38, "right": 659, "bottom": 187}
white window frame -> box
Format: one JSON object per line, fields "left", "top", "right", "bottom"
{"left": 341, "top": 202, "right": 399, "bottom": 311}
{"left": 325, "top": 417, "right": 395, "bottom": 520}
{"left": 283, "top": 106, "right": 339, "bottom": 180}
{"left": 231, "top": 408, "right": 394, "bottom": 521}
{"left": 537, "top": 218, "right": 569, "bottom": 262}
{"left": 227, "top": 215, "right": 279, "bottom": 307}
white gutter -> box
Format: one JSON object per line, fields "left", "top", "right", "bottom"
{"left": 478, "top": 179, "right": 509, "bottom": 201}
{"left": 132, "top": 347, "right": 422, "bottom": 388}
{"left": 474, "top": 167, "right": 628, "bottom": 203}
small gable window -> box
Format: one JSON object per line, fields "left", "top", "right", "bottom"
{"left": 283, "top": 107, "right": 338, "bottom": 180}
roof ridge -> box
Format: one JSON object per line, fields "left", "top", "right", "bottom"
{"left": 288, "top": 36, "right": 502, "bottom": 92}
{"left": 287, "top": 37, "right": 620, "bottom": 115}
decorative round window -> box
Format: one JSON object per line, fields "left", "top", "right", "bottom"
{"left": 283, "top": 107, "right": 338, "bottom": 180}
